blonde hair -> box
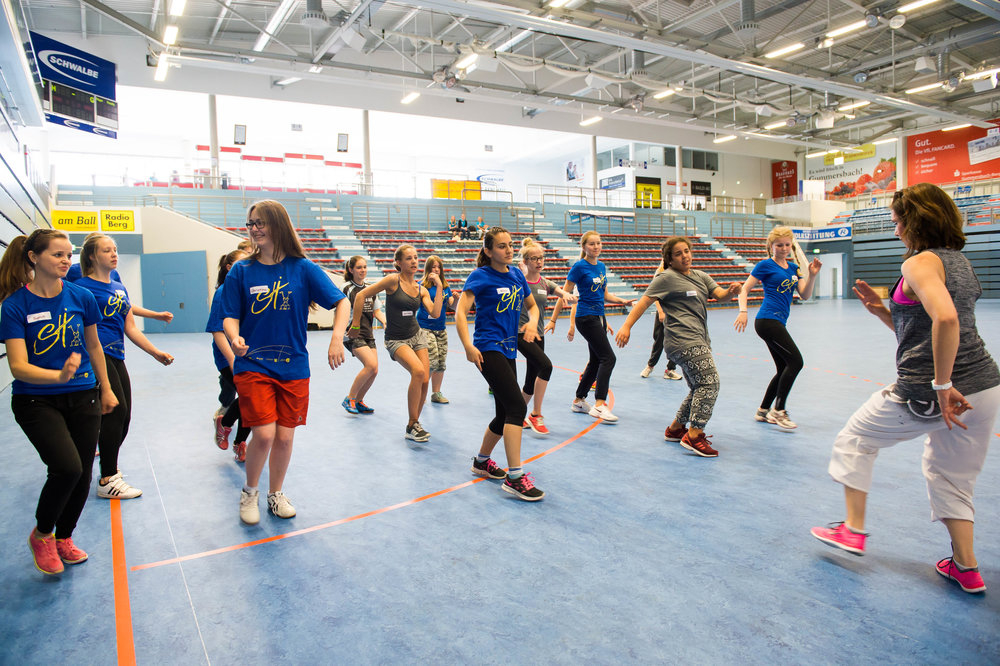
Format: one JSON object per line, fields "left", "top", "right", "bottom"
{"left": 579, "top": 230, "right": 601, "bottom": 259}
{"left": 80, "top": 233, "right": 113, "bottom": 277}
{"left": 766, "top": 226, "right": 803, "bottom": 276}
{"left": 519, "top": 237, "right": 544, "bottom": 262}
{"left": 421, "top": 255, "right": 444, "bottom": 289}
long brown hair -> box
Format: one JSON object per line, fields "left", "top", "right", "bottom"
{"left": 216, "top": 249, "right": 248, "bottom": 288}
{"left": 891, "top": 183, "right": 965, "bottom": 258}
{"left": 393, "top": 244, "right": 416, "bottom": 272}
{"left": 79, "top": 232, "right": 112, "bottom": 277}
{"left": 421, "top": 255, "right": 444, "bottom": 289}
{"left": 477, "top": 226, "right": 510, "bottom": 267}
{"left": 343, "top": 255, "right": 366, "bottom": 284}
{"left": 246, "top": 200, "right": 305, "bottom": 263}
{"left": 662, "top": 236, "right": 691, "bottom": 269}
{"left": 0, "top": 229, "right": 69, "bottom": 302}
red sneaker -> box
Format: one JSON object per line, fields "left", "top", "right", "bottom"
{"left": 233, "top": 441, "right": 247, "bottom": 463}
{"left": 664, "top": 425, "right": 687, "bottom": 442}
{"left": 936, "top": 556, "right": 986, "bottom": 593}
{"left": 56, "top": 537, "right": 89, "bottom": 564}
{"left": 680, "top": 431, "right": 718, "bottom": 457}
{"left": 811, "top": 522, "right": 867, "bottom": 555}
{"left": 28, "top": 529, "right": 64, "bottom": 575}
{"left": 214, "top": 415, "right": 231, "bottom": 450}
{"left": 526, "top": 413, "right": 550, "bottom": 435}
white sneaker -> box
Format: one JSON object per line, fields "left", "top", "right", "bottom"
{"left": 766, "top": 408, "right": 798, "bottom": 430}
{"left": 664, "top": 369, "right": 683, "bottom": 380}
{"left": 753, "top": 408, "right": 770, "bottom": 422}
{"left": 571, "top": 398, "right": 592, "bottom": 413}
{"left": 240, "top": 489, "right": 260, "bottom": 524}
{"left": 640, "top": 366, "right": 653, "bottom": 378}
{"left": 588, "top": 404, "right": 619, "bottom": 423}
{"left": 267, "top": 491, "right": 296, "bottom": 519}
{"left": 97, "top": 472, "right": 142, "bottom": 499}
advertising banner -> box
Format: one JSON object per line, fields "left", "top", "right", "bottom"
{"left": 792, "top": 223, "right": 852, "bottom": 242}
{"left": 804, "top": 142, "right": 897, "bottom": 199}
{"left": 771, "top": 160, "right": 797, "bottom": 198}
{"left": 53, "top": 210, "right": 139, "bottom": 233}
{"left": 907, "top": 121, "right": 1000, "bottom": 185}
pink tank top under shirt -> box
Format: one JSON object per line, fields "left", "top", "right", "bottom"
{"left": 891, "top": 278, "right": 920, "bottom": 306}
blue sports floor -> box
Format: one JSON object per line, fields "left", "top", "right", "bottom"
{"left": 2, "top": 300, "right": 999, "bottom": 664}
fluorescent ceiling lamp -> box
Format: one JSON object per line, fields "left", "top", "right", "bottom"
{"left": 154, "top": 54, "right": 169, "bottom": 82}
{"left": 764, "top": 43, "right": 805, "bottom": 59}
{"left": 898, "top": 0, "right": 941, "bottom": 13}
{"left": 652, "top": 89, "right": 675, "bottom": 99}
{"left": 713, "top": 134, "right": 737, "bottom": 143}
{"left": 169, "top": 0, "right": 186, "bottom": 17}
{"left": 549, "top": 0, "right": 571, "bottom": 7}
{"left": 308, "top": 65, "right": 323, "bottom": 74}
{"left": 965, "top": 67, "right": 1000, "bottom": 80}
{"left": 253, "top": 0, "right": 297, "bottom": 52}
{"left": 163, "top": 25, "right": 179, "bottom": 45}
{"left": 873, "top": 137, "right": 898, "bottom": 145}
{"left": 764, "top": 120, "right": 788, "bottom": 130}
{"left": 496, "top": 30, "right": 531, "bottom": 53}
{"left": 400, "top": 91, "right": 420, "bottom": 104}
{"left": 275, "top": 76, "right": 301, "bottom": 86}
{"left": 806, "top": 150, "right": 832, "bottom": 158}
{"left": 826, "top": 20, "right": 866, "bottom": 39}
{"left": 838, "top": 100, "right": 870, "bottom": 111}
{"left": 817, "top": 37, "right": 835, "bottom": 49}
{"left": 579, "top": 116, "right": 602, "bottom": 127}
{"left": 905, "top": 82, "right": 943, "bottom": 94}
{"left": 942, "top": 123, "right": 971, "bottom": 131}
{"left": 455, "top": 53, "right": 479, "bottom": 70}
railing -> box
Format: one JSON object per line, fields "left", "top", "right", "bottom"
{"left": 707, "top": 216, "right": 779, "bottom": 238}
{"left": 565, "top": 210, "right": 696, "bottom": 236}
{"left": 541, "top": 192, "right": 588, "bottom": 215}
{"left": 528, "top": 183, "right": 765, "bottom": 215}
{"left": 349, "top": 201, "right": 535, "bottom": 233}
{"left": 841, "top": 176, "right": 1000, "bottom": 211}
{"left": 462, "top": 188, "right": 514, "bottom": 206}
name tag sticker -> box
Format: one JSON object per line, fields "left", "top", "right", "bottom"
{"left": 592, "top": 277, "right": 602, "bottom": 283}
{"left": 115, "top": 290, "right": 126, "bottom": 297}
{"left": 250, "top": 285, "right": 269, "bottom": 295}
{"left": 27, "top": 311, "right": 52, "bottom": 323}
{"left": 686, "top": 290, "right": 698, "bottom": 297}
{"left": 402, "top": 310, "right": 414, "bottom": 317}
{"left": 496, "top": 287, "right": 510, "bottom": 295}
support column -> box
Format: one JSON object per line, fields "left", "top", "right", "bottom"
{"left": 674, "top": 145, "right": 683, "bottom": 195}
{"left": 208, "top": 94, "right": 220, "bottom": 189}
{"left": 362, "top": 109, "right": 373, "bottom": 195}
{"left": 590, "top": 135, "right": 598, "bottom": 191}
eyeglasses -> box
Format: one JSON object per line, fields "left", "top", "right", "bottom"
{"left": 245, "top": 219, "right": 266, "bottom": 229}
{"left": 526, "top": 255, "right": 545, "bottom": 262}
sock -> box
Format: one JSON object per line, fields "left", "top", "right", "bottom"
{"left": 476, "top": 454, "right": 490, "bottom": 463}
{"left": 845, "top": 524, "right": 866, "bottom": 535}
{"left": 243, "top": 485, "right": 257, "bottom": 494}
{"left": 954, "top": 560, "right": 976, "bottom": 572}
{"left": 508, "top": 467, "right": 523, "bottom": 479}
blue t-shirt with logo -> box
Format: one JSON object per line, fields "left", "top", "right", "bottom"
{"left": 417, "top": 284, "right": 452, "bottom": 331}
{"left": 66, "top": 263, "right": 121, "bottom": 284}
{"left": 222, "top": 256, "right": 346, "bottom": 380}
{"left": 751, "top": 259, "right": 799, "bottom": 326}
{"left": 462, "top": 265, "right": 528, "bottom": 359}
{"left": 206, "top": 285, "right": 229, "bottom": 372}
{"left": 75, "top": 277, "right": 131, "bottom": 360}
{"left": 567, "top": 259, "right": 607, "bottom": 317}
{"left": 0, "top": 282, "right": 101, "bottom": 395}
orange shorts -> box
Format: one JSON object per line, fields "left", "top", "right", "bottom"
{"left": 233, "top": 372, "right": 310, "bottom": 428}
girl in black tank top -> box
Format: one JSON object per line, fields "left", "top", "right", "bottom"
{"left": 348, "top": 244, "right": 444, "bottom": 442}
{"left": 340, "top": 256, "right": 385, "bottom": 415}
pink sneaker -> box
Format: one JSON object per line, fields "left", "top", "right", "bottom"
{"left": 233, "top": 441, "right": 247, "bottom": 463}
{"left": 214, "top": 415, "right": 231, "bottom": 450}
{"left": 936, "top": 557, "right": 986, "bottom": 593}
{"left": 28, "top": 529, "right": 64, "bottom": 575}
{"left": 811, "top": 522, "right": 867, "bottom": 555}
{"left": 56, "top": 537, "right": 89, "bottom": 564}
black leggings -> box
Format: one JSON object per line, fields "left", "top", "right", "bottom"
{"left": 219, "top": 367, "right": 237, "bottom": 407}
{"left": 12, "top": 388, "right": 101, "bottom": 537}
{"left": 647, "top": 316, "right": 677, "bottom": 371}
{"left": 479, "top": 351, "right": 527, "bottom": 435}
{"left": 754, "top": 317, "right": 804, "bottom": 411}
{"left": 218, "top": 367, "right": 251, "bottom": 444}
{"left": 575, "top": 315, "right": 616, "bottom": 401}
{"left": 518, "top": 334, "right": 552, "bottom": 396}
{"left": 99, "top": 356, "right": 131, "bottom": 478}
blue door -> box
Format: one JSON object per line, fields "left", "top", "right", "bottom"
{"left": 141, "top": 251, "right": 209, "bottom": 333}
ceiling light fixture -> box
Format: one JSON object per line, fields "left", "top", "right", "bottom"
{"left": 652, "top": 88, "right": 675, "bottom": 99}
{"left": 764, "top": 43, "right": 805, "bottom": 59}
{"left": 897, "top": 0, "right": 941, "bottom": 13}
{"left": 168, "top": 0, "right": 186, "bottom": 17}
{"left": 713, "top": 134, "right": 737, "bottom": 143}
{"left": 274, "top": 76, "right": 301, "bottom": 86}
{"left": 455, "top": 53, "right": 479, "bottom": 70}
{"left": 401, "top": 91, "right": 420, "bottom": 104}
{"left": 163, "top": 25, "right": 179, "bottom": 45}
{"left": 579, "top": 116, "right": 602, "bottom": 127}
{"left": 965, "top": 67, "right": 1000, "bottom": 80}
{"left": 154, "top": 54, "right": 169, "bottom": 82}
{"left": 764, "top": 120, "right": 788, "bottom": 130}
{"left": 826, "top": 20, "right": 867, "bottom": 39}
{"left": 806, "top": 150, "right": 832, "bottom": 158}
{"left": 905, "top": 81, "right": 944, "bottom": 94}
{"left": 873, "top": 137, "right": 898, "bottom": 145}
{"left": 253, "top": 0, "right": 297, "bottom": 52}
{"left": 942, "top": 123, "right": 971, "bottom": 131}
{"left": 838, "top": 101, "right": 870, "bottom": 111}
{"left": 308, "top": 65, "right": 323, "bottom": 74}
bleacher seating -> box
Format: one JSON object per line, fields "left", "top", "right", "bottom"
{"left": 225, "top": 226, "right": 341, "bottom": 267}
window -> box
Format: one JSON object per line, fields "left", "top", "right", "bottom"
{"left": 612, "top": 146, "right": 630, "bottom": 164}
{"left": 682, "top": 149, "right": 718, "bottom": 171}
{"left": 597, "top": 150, "right": 613, "bottom": 171}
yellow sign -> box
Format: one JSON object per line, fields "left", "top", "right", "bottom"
{"left": 635, "top": 182, "right": 662, "bottom": 208}
{"left": 823, "top": 144, "right": 876, "bottom": 166}
{"left": 52, "top": 210, "right": 99, "bottom": 232}
{"left": 101, "top": 210, "right": 135, "bottom": 232}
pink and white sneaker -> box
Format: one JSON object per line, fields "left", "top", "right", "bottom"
{"left": 936, "top": 556, "right": 986, "bottom": 593}
{"left": 811, "top": 522, "right": 867, "bottom": 555}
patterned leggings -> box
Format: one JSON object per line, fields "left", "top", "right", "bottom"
{"left": 667, "top": 344, "right": 720, "bottom": 429}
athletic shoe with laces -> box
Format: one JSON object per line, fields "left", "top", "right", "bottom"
{"left": 56, "top": 537, "right": 88, "bottom": 564}
{"left": 810, "top": 521, "right": 867, "bottom": 555}
{"left": 28, "top": 529, "right": 63, "bottom": 575}
{"left": 240, "top": 489, "right": 260, "bottom": 524}
{"left": 664, "top": 369, "right": 683, "bottom": 380}
{"left": 267, "top": 491, "right": 296, "bottom": 519}
{"left": 936, "top": 556, "right": 986, "bottom": 593}
{"left": 471, "top": 457, "right": 507, "bottom": 480}
{"left": 355, "top": 401, "right": 375, "bottom": 414}
{"left": 214, "top": 414, "right": 231, "bottom": 450}
{"left": 680, "top": 431, "right": 718, "bottom": 458}
{"left": 640, "top": 366, "right": 653, "bottom": 378}
{"left": 588, "top": 403, "right": 619, "bottom": 423}
{"left": 753, "top": 408, "right": 770, "bottom": 422}
{"left": 502, "top": 472, "right": 545, "bottom": 501}
{"left": 766, "top": 408, "right": 798, "bottom": 430}
{"left": 431, "top": 391, "right": 450, "bottom": 404}
{"left": 571, "top": 398, "right": 593, "bottom": 413}
{"left": 664, "top": 425, "right": 687, "bottom": 442}
{"left": 97, "top": 472, "right": 142, "bottom": 499}
{"left": 526, "top": 413, "right": 550, "bottom": 435}
{"left": 233, "top": 441, "right": 247, "bottom": 463}
{"left": 405, "top": 422, "right": 430, "bottom": 442}
{"left": 342, "top": 397, "right": 359, "bottom": 414}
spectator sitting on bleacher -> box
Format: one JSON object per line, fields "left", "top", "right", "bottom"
{"left": 475, "top": 217, "right": 487, "bottom": 240}
{"left": 448, "top": 215, "right": 460, "bottom": 240}
{"left": 458, "top": 213, "right": 471, "bottom": 240}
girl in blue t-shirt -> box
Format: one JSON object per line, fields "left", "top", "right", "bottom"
{"left": 207, "top": 248, "right": 251, "bottom": 461}
{"left": 223, "top": 200, "right": 350, "bottom": 524}
{"left": 77, "top": 234, "right": 174, "bottom": 501}
{"left": 550, "top": 231, "right": 634, "bottom": 423}
{"left": 455, "top": 227, "right": 544, "bottom": 501}
{"left": 0, "top": 229, "right": 118, "bottom": 575}
{"left": 418, "top": 255, "right": 458, "bottom": 405}
{"left": 734, "top": 226, "right": 821, "bottom": 430}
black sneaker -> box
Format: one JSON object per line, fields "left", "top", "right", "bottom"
{"left": 502, "top": 472, "right": 545, "bottom": 501}
{"left": 405, "top": 422, "right": 430, "bottom": 442}
{"left": 471, "top": 457, "right": 506, "bottom": 479}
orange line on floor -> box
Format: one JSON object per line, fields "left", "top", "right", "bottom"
{"left": 111, "top": 499, "right": 136, "bottom": 666}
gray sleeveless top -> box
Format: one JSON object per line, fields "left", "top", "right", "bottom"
{"left": 384, "top": 276, "right": 421, "bottom": 341}
{"left": 889, "top": 247, "right": 999, "bottom": 400}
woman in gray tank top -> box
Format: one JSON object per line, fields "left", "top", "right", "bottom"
{"left": 811, "top": 183, "right": 1000, "bottom": 595}
{"left": 348, "top": 244, "right": 443, "bottom": 443}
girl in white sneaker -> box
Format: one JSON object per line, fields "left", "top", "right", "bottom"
{"left": 734, "top": 226, "right": 821, "bottom": 430}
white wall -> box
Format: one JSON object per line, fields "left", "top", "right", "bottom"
{"left": 766, "top": 199, "right": 847, "bottom": 226}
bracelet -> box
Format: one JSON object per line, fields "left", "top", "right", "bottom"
{"left": 931, "top": 380, "right": 952, "bottom": 391}
{"left": 739, "top": 309, "right": 747, "bottom": 313}
{"left": 349, "top": 325, "right": 360, "bottom": 330}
